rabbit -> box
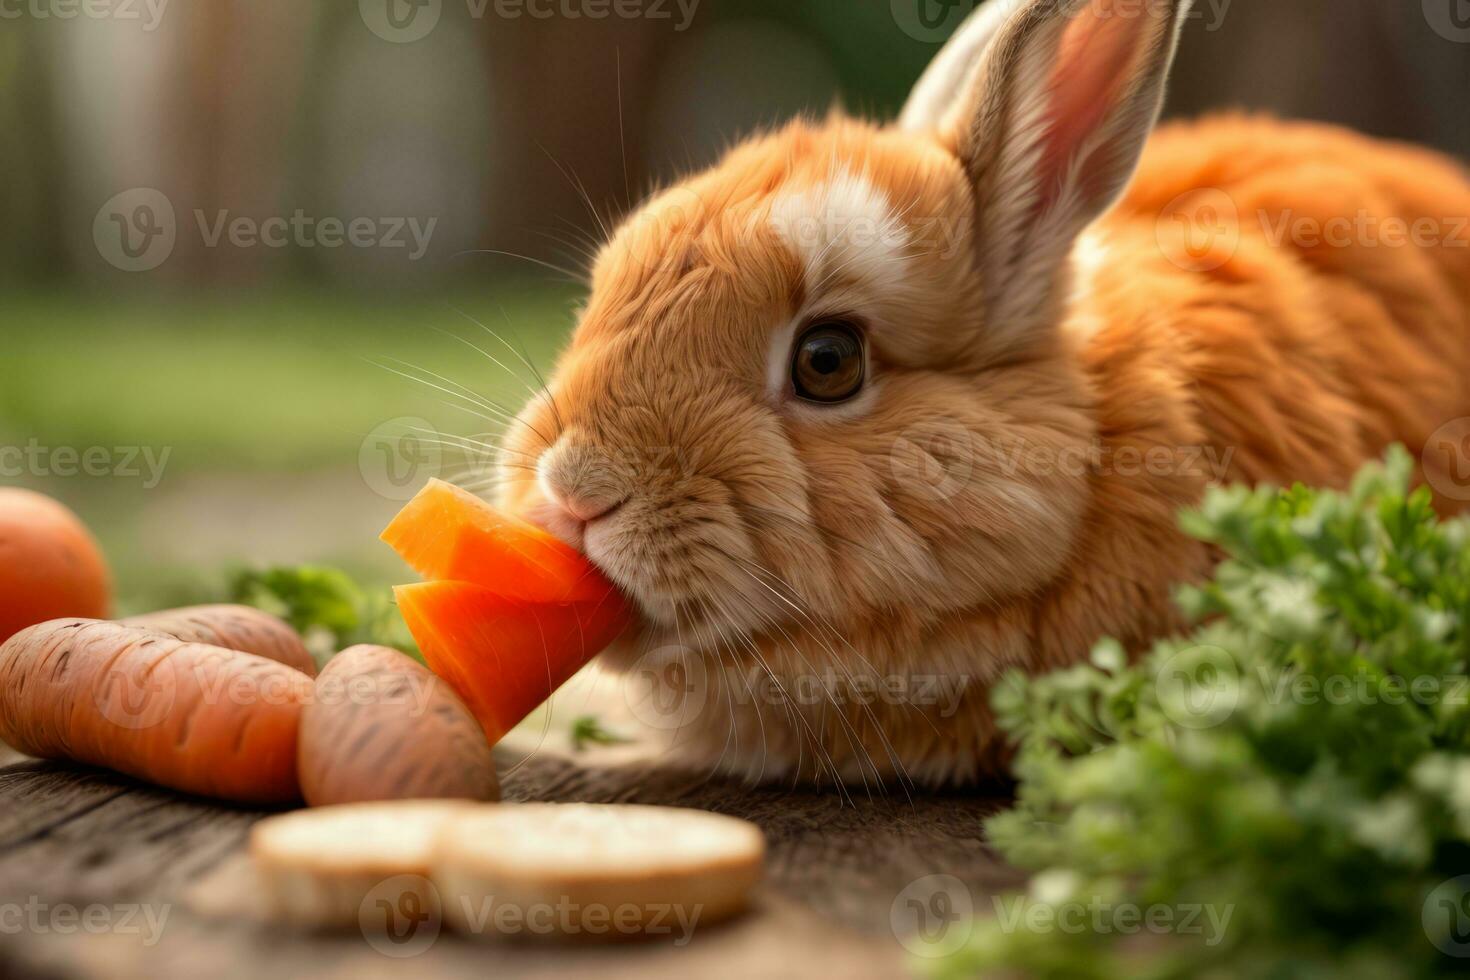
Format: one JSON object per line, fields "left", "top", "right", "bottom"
{"left": 495, "top": 0, "right": 1470, "bottom": 786}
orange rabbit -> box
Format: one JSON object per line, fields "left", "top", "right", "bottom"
{"left": 495, "top": 0, "right": 1470, "bottom": 784}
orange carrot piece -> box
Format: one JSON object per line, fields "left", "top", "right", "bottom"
{"left": 0, "top": 619, "right": 310, "bottom": 804}
{"left": 0, "top": 489, "right": 111, "bottom": 644}
{"left": 380, "top": 480, "right": 619, "bottom": 604}
{"left": 393, "top": 582, "right": 631, "bottom": 744}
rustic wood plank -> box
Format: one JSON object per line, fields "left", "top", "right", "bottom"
{"left": 498, "top": 754, "right": 1022, "bottom": 936}
{"left": 0, "top": 752, "right": 1019, "bottom": 979}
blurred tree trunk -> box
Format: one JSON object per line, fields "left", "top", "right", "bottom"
{"left": 476, "top": 18, "right": 666, "bottom": 272}
{"left": 169, "top": 0, "right": 318, "bottom": 281}
{"left": 0, "top": 31, "right": 67, "bottom": 283}
{"left": 1169, "top": 0, "right": 1470, "bottom": 160}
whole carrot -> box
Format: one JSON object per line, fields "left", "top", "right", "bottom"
{"left": 0, "top": 619, "right": 311, "bottom": 804}
{"left": 122, "top": 604, "right": 316, "bottom": 676}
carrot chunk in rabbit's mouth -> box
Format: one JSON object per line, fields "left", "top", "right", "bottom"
{"left": 382, "top": 480, "right": 633, "bottom": 744}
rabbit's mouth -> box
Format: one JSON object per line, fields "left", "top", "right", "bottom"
{"left": 514, "top": 490, "right": 792, "bottom": 642}
{"left": 587, "top": 545, "right": 786, "bottom": 641}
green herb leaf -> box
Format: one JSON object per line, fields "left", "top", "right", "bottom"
{"left": 933, "top": 449, "right": 1470, "bottom": 978}
{"left": 570, "top": 715, "right": 632, "bottom": 752}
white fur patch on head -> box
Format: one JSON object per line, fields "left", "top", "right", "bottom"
{"left": 764, "top": 171, "right": 902, "bottom": 418}
{"left": 768, "top": 170, "right": 912, "bottom": 303}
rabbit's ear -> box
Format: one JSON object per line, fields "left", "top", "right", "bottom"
{"left": 898, "top": 0, "right": 1019, "bottom": 132}
{"left": 918, "top": 0, "right": 1191, "bottom": 354}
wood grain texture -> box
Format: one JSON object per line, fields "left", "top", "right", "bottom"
{"left": 0, "top": 749, "right": 1020, "bottom": 980}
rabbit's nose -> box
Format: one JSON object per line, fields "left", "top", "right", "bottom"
{"left": 553, "top": 490, "right": 625, "bottom": 523}
{"left": 537, "top": 442, "right": 629, "bottom": 524}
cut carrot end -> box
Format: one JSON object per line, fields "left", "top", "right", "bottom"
{"left": 382, "top": 480, "right": 620, "bottom": 604}
{"left": 385, "top": 482, "right": 635, "bottom": 746}
{"left": 395, "top": 580, "right": 631, "bottom": 744}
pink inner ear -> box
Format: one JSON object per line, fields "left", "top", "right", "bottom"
{"left": 1037, "top": 0, "right": 1149, "bottom": 212}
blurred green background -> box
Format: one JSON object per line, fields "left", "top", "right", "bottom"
{"left": 2, "top": 0, "right": 1466, "bottom": 614}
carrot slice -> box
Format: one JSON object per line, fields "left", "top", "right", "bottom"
{"left": 394, "top": 582, "right": 631, "bottom": 744}
{"left": 382, "top": 481, "right": 635, "bottom": 744}
{"left": 381, "top": 480, "right": 617, "bottom": 604}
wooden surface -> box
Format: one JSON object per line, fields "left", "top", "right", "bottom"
{"left": 0, "top": 744, "right": 1021, "bottom": 980}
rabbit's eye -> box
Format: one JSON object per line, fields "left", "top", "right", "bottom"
{"left": 791, "top": 321, "right": 865, "bottom": 404}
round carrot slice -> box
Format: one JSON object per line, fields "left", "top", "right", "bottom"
{"left": 434, "top": 803, "right": 765, "bottom": 941}
{"left": 252, "top": 800, "right": 472, "bottom": 928}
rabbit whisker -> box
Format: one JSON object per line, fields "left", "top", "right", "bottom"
{"left": 435, "top": 313, "right": 566, "bottom": 439}
{"left": 450, "top": 247, "right": 586, "bottom": 285}
{"left": 537, "top": 141, "right": 615, "bottom": 246}
{"left": 721, "top": 552, "right": 921, "bottom": 795}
